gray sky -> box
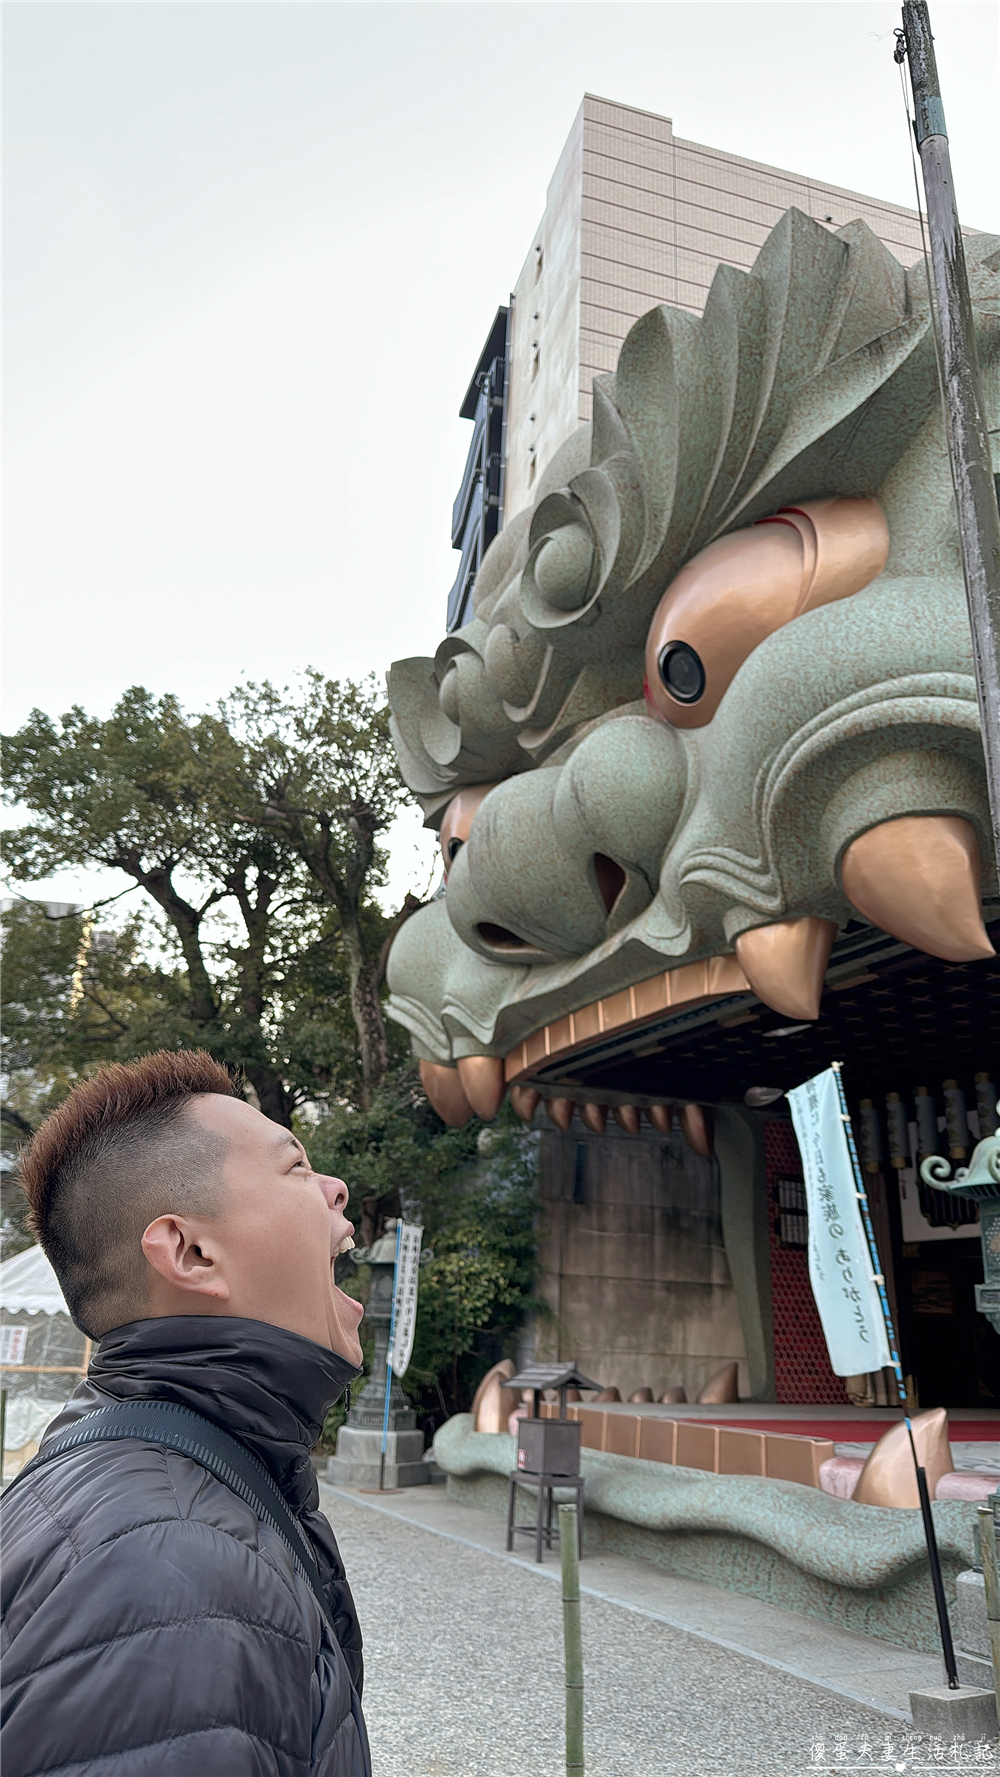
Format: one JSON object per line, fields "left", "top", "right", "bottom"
{"left": 4, "top": 0, "right": 998, "bottom": 907}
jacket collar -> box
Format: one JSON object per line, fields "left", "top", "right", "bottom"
{"left": 86, "top": 1316, "right": 360, "bottom": 1511}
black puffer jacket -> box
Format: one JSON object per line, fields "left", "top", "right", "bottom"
{"left": 1, "top": 1318, "right": 371, "bottom": 1777}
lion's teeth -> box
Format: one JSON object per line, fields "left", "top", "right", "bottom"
{"left": 734, "top": 916, "right": 836, "bottom": 1021}
{"left": 841, "top": 815, "right": 994, "bottom": 962}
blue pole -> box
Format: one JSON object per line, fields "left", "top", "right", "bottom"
{"left": 379, "top": 1221, "right": 403, "bottom": 1491}
{"left": 830, "top": 1060, "right": 959, "bottom": 1686}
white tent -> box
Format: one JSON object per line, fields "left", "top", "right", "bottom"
{"left": 1, "top": 1244, "right": 70, "bottom": 1316}
{"left": 1, "top": 1245, "right": 83, "bottom": 1465}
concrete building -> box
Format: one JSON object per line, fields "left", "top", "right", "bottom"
{"left": 448, "top": 93, "right": 926, "bottom": 630}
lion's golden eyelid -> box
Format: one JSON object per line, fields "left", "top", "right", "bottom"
{"left": 643, "top": 496, "right": 889, "bottom": 730}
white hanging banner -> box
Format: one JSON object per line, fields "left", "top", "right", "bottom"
{"left": 787, "top": 1067, "right": 891, "bottom": 1377}
{"left": 387, "top": 1223, "right": 423, "bottom": 1377}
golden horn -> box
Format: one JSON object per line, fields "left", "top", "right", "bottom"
{"left": 456, "top": 1055, "right": 506, "bottom": 1120}
{"left": 612, "top": 1105, "right": 641, "bottom": 1135}
{"left": 851, "top": 1407, "right": 953, "bottom": 1507}
{"left": 419, "top": 1059, "right": 473, "bottom": 1127}
{"left": 471, "top": 1360, "right": 520, "bottom": 1435}
{"left": 734, "top": 917, "right": 837, "bottom": 1021}
{"left": 680, "top": 1103, "right": 713, "bottom": 1158}
{"left": 546, "top": 1097, "right": 576, "bottom": 1131}
{"left": 470, "top": 1357, "right": 515, "bottom": 1416}
{"left": 510, "top": 1085, "right": 541, "bottom": 1123}
{"left": 646, "top": 1105, "right": 674, "bottom": 1134}
{"left": 841, "top": 816, "right": 994, "bottom": 962}
{"left": 696, "top": 1361, "right": 739, "bottom": 1404}
{"left": 579, "top": 1102, "right": 608, "bottom": 1135}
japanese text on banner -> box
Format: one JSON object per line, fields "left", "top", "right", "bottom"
{"left": 787, "top": 1069, "right": 890, "bottom": 1377}
{"left": 388, "top": 1223, "right": 423, "bottom": 1377}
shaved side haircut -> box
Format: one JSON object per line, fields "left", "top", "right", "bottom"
{"left": 19, "top": 1051, "right": 240, "bottom": 1339}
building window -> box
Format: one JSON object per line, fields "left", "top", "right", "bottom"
{"left": 527, "top": 445, "right": 537, "bottom": 487}
{"left": 775, "top": 1175, "right": 808, "bottom": 1249}
{"left": 446, "top": 308, "right": 509, "bottom": 632}
{"left": 534, "top": 242, "right": 543, "bottom": 281}
{"left": 531, "top": 343, "right": 540, "bottom": 380}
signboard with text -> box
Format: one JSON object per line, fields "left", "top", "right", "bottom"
{"left": 387, "top": 1223, "right": 423, "bottom": 1377}
{"left": 787, "top": 1068, "right": 890, "bottom": 1377}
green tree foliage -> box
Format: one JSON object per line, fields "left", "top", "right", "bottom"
{"left": 2, "top": 675, "right": 411, "bottom": 1125}
{"left": 2, "top": 901, "right": 184, "bottom": 1128}
{"left": 219, "top": 673, "right": 410, "bottom": 1108}
{"left": 0, "top": 900, "right": 179, "bottom": 1250}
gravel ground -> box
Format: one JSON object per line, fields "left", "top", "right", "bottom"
{"left": 323, "top": 1492, "right": 983, "bottom": 1777}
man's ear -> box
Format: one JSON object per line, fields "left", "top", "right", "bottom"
{"left": 141, "top": 1216, "right": 231, "bottom": 1303}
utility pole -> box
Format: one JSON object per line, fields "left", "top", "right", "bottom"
{"left": 897, "top": 1, "right": 1000, "bottom": 878}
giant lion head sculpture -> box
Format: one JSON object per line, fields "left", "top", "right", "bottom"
{"left": 385, "top": 210, "right": 1000, "bottom": 1126}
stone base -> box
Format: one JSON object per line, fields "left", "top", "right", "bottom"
{"left": 957, "top": 1650, "right": 995, "bottom": 1690}
{"left": 957, "top": 1571, "right": 989, "bottom": 1645}
{"left": 909, "top": 1686, "right": 997, "bottom": 1738}
{"left": 326, "top": 1426, "right": 428, "bottom": 1489}
{"left": 954, "top": 1570, "right": 996, "bottom": 1694}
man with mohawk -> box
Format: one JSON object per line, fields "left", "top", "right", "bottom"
{"left": 1, "top": 1050, "right": 371, "bottom": 1777}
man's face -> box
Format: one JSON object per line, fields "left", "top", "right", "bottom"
{"left": 183, "top": 1094, "right": 364, "bottom": 1363}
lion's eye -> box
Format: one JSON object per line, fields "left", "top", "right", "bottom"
{"left": 644, "top": 497, "right": 888, "bottom": 729}
{"left": 658, "top": 641, "right": 705, "bottom": 705}
{"left": 439, "top": 783, "right": 498, "bottom": 875}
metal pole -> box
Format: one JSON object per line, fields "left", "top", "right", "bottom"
{"left": 379, "top": 1221, "right": 403, "bottom": 1492}
{"left": 558, "top": 1502, "right": 584, "bottom": 1772}
{"left": 897, "top": 1, "right": 1000, "bottom": 877}
{"left": 832, "top": 1063, "right": 959, "bottom": 1687}
{"left": 0, "top": 1387, "right": 7, "bottom": 1485}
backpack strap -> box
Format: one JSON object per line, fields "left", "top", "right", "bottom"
{"left": 5, "top": 1400, "right": 338, "bottom": 1640}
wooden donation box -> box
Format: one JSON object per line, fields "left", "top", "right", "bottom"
{"left": 517, "top": 1416, "right": 581, "bottom": 1477}
{"left": 506, "top": 1361, "right": 603, "bottom": 1478}
{"left": 504, "top": 1361, "right": 601, "bottom": 1562}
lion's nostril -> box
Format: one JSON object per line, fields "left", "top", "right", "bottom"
{"left": 592, "top": 853, "right": 627, "bottom": 915}
{"left": 477, "top": 922, "right": 531, "bottom": 950}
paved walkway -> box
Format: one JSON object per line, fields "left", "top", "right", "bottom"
{"left": 319, "top": 1482, "right": 993, "bottom": 1777}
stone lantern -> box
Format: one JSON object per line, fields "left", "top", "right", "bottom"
{"left": 922, "top": 1103, "right": 1000, "bottom": 1336}
{"left": 325, "top": 1220, "right": 429, "bottom": 1489}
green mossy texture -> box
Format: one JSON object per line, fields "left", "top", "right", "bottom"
{"left": 436, "top": 1415, "right": 978, "bottom": 1654}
